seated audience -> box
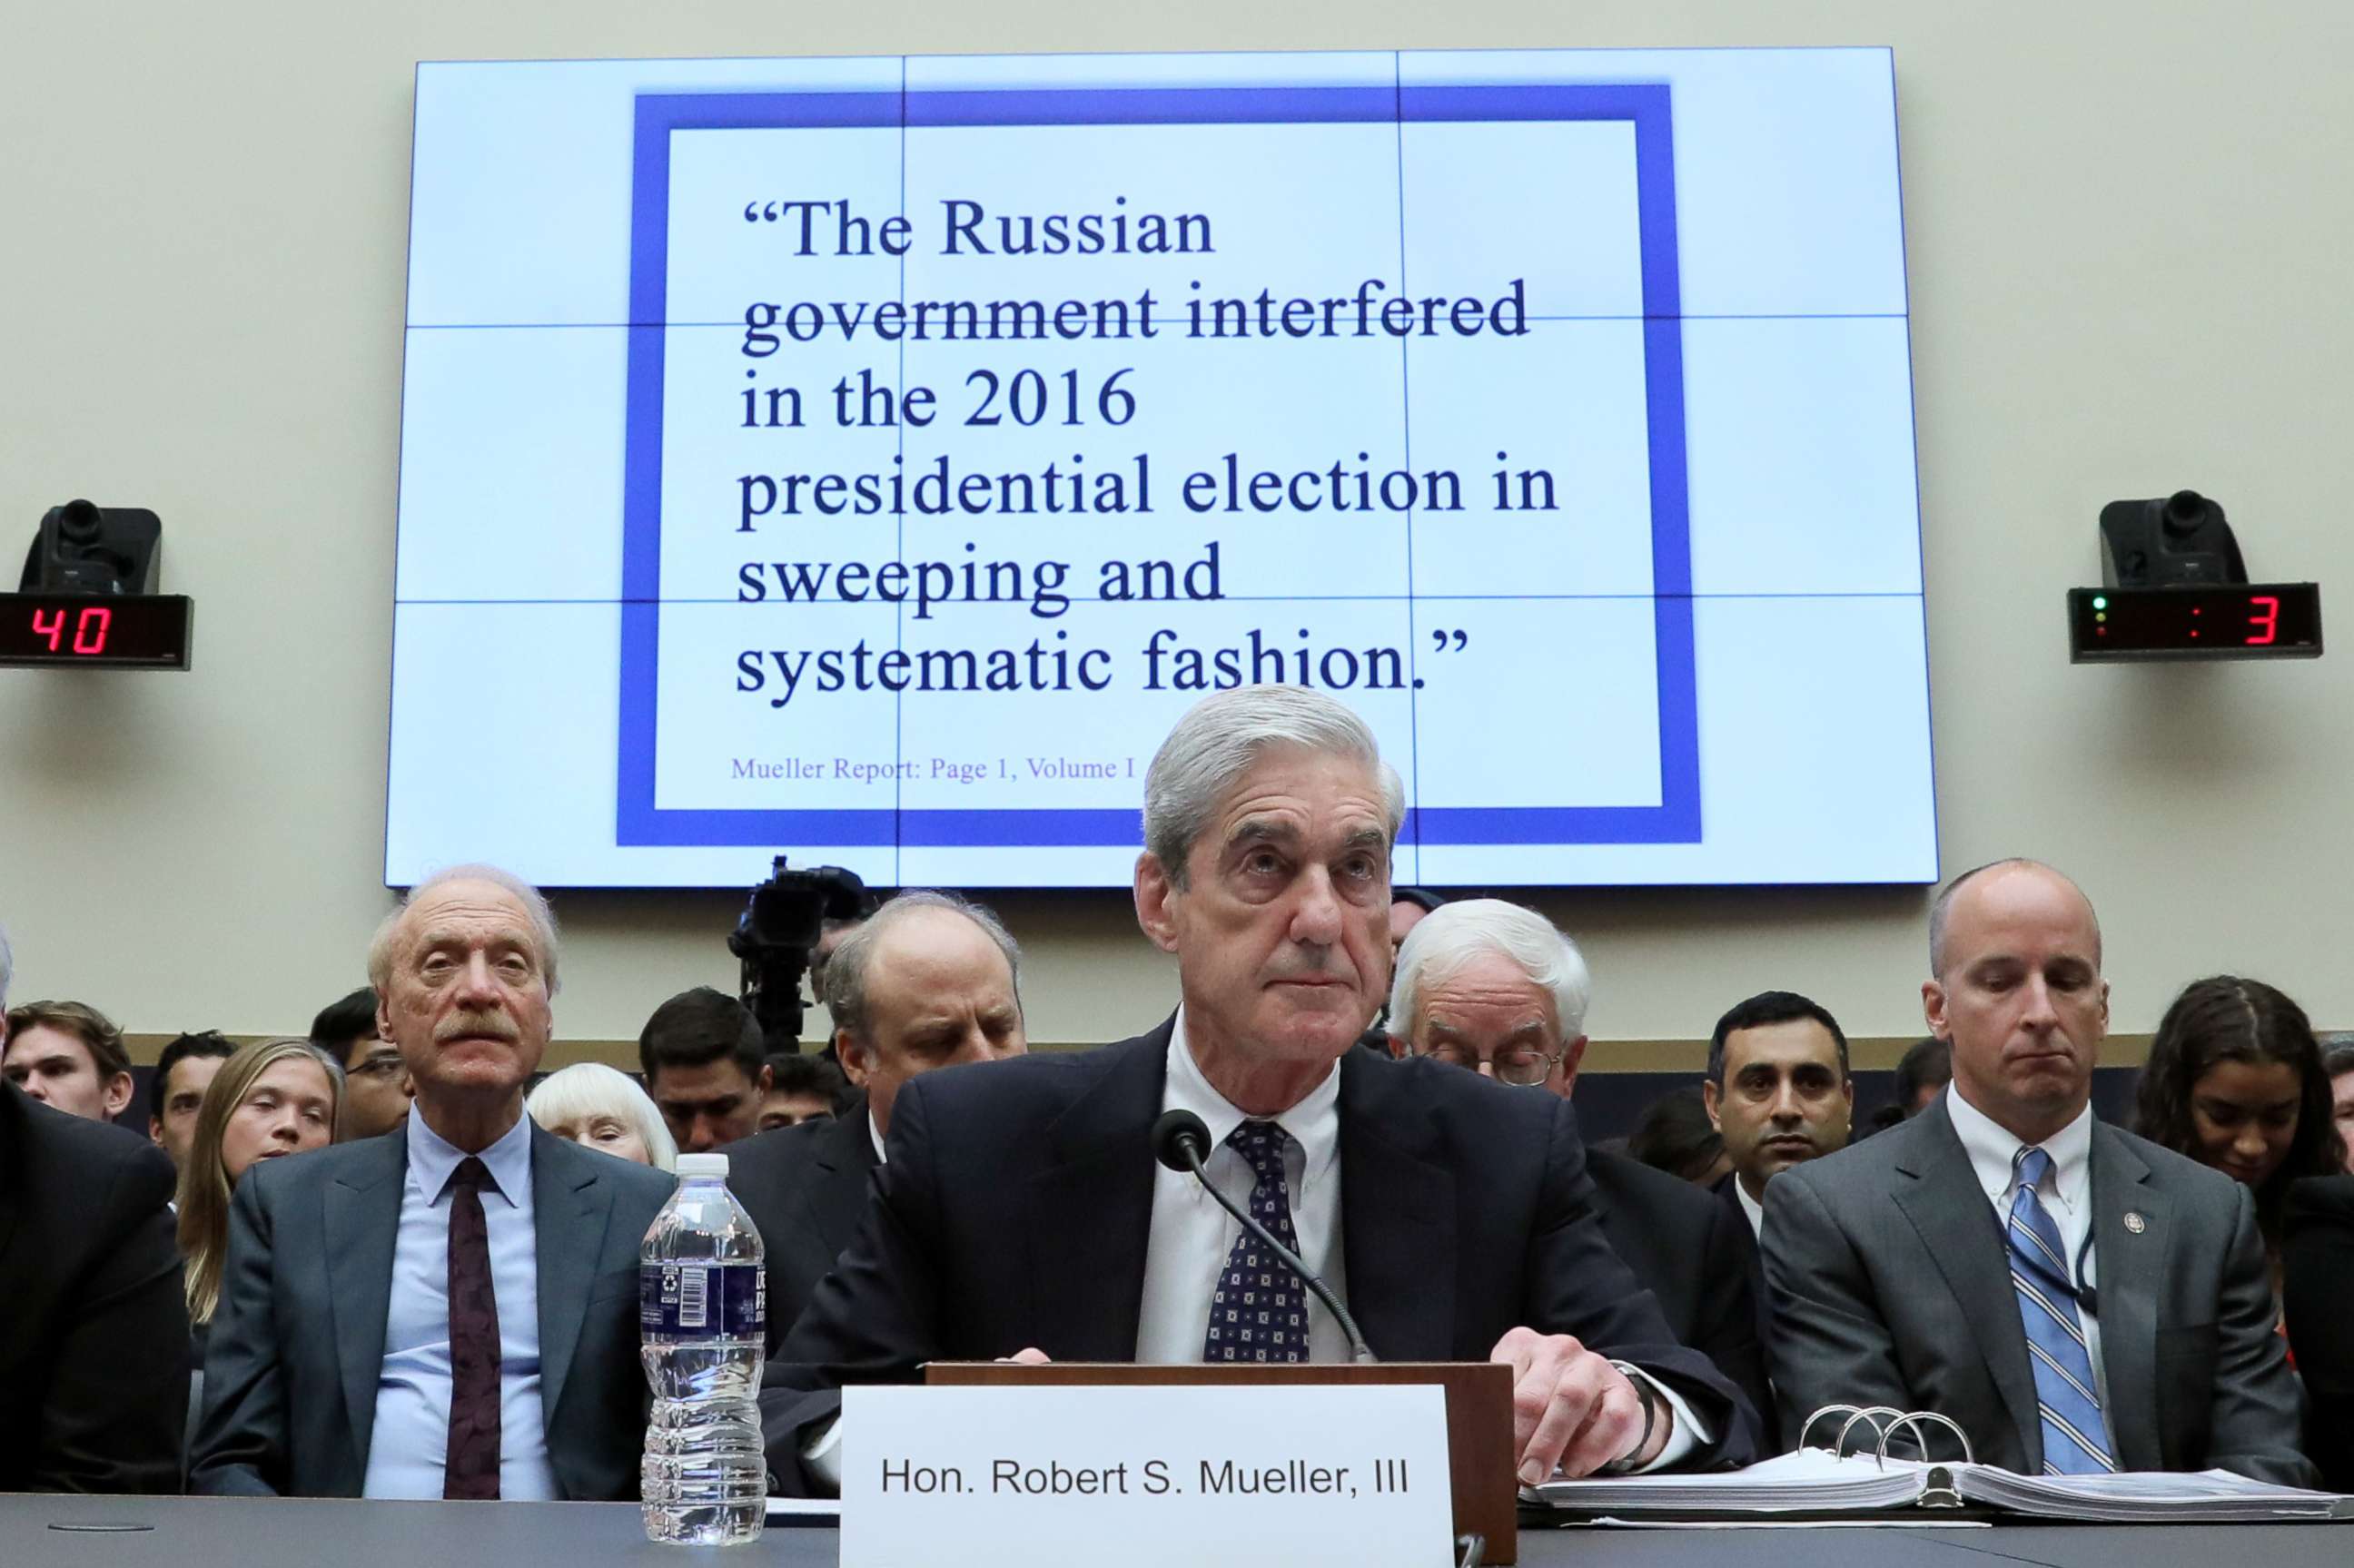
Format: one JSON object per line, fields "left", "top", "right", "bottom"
{"left": 639, "top": 985, "right": 771, "bottom": 1153}
{"left": 761, "top": 687, "right": 1757, "bottom": 1494}
{"left": 731, "top": 891, "right": 1027, "bottom": 1346}
{"left": 1765, "top": 858, "right": 2313, "bottom": 1483}
{"left": 760, "top": 1050, "right": 846, "bottom": 1131}
{"left": 313, "top": 984, "right": 413, "bottom": 1139}
{"left": 2283, "top": 1174, "right": 2354, "bottom": 1490}
{"left": 178, "top": 1038, "right": 344, "bottom": 1362}
{"left": 1867, "top": 1034, "right": 1954, "bottom": 1133}
{"left": 1, "top": 938, "right": 189, "bottom": 1494}
{"left": 1627, "top": 1084, "right": 1732, "bottom": 1185}
{"left": 1386, "top": 899, "right": 1774, "bottom": 1441}
{"left": 4, "top": 999, "right": 134, "bottom": 1123}
{"left": 2132, "top": 975, "right": 2346, "bottom": 1291}
{"left": 191, "top": 865, "right": 672, "bottom": 1499}
{"left": 1703, "top": 991, "right": 1854, "bottom": 1238}
{"left": 2326, "top": 1039, "right": 2354, "bottom": 1174}
{"left": 526, "top": 1060, "right": 678, "bottom": 1171}
{"left": 150, "top": 1030, "right": 236, "bottom": 1171}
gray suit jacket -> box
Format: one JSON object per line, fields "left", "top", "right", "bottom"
{"left": 189, "top": 1123, "right": 674, "bottom": 1498}
{"left": 1762, "top": 1096, "right": 2313, "bottom": 1484}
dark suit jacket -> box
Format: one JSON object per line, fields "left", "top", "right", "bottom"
{"left": 726, "top": 1105, "right": 878, "bottom": 1352}
{"left": 0, "top": 1081, "right": 189, "bottom": 1494}
{"left": 1763, "top": 1096, "right": 2313, "bottom": 1484}
{"left": 761, "top": 1022, "right": 1760, "bottom": 1488}
{"left": 1588, "top": 1149, "right": 1775, "bottom": 1440}
{"left": 188, "top": 1120, "right": 674, "bottom": 1498}
{"left": 2284, "top": 1174, "right": 2354, "bottom": 1490}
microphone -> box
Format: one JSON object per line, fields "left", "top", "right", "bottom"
{"left": 1150, "top": 1108, "right": 1375, "bottom": 1364}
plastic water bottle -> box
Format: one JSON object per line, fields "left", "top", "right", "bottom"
{"left": 640, "top": 1151, "right": 767, "bottom": 1544}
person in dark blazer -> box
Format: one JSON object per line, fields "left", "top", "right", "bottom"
{"left": 761, "top": 688, "right": 1759, "bottom": 1494}
{"left": 729, "top": 890, "right": 1028, "bottom": 1348}
{"left": 1377, "top": 897, "right": 1775, "bottom": 1437}
{"left": 189, "top": 867, "right": 673, "bottom": 1499}
{"left": 1765, "top": 859, "right": 2312, "bottom": 1484}
{"left": 0, "top": 1076, "right": 190, "bottom": 1494}
{"left": 2283, "top": 1174, "right": 2354, "bottom": 1490}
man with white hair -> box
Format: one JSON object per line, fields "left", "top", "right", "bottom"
{"left": 191, "top": 865, "right": 675, "bottom": 1500}
{"left": 1386, "top": 900, "right": 1775, "bottom": 1437}
{"left": 762, "top": 686, "right": 1758, "bottom": 1494}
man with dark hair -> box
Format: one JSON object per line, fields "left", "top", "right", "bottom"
{"left": 732, "top": 891, "right": 1027, "bottom": 1346}
{"left": 640, "top": 985, "right": 771, "bottom": 1153}
{"left": 151, "top": 1030, "right": 237, "bottom": 1169}
{"left": 1765, "top": 858, "right": 2311, "bottom": 1482}
{"left": 4, "top": 1000, "right": 135, "bottom": 1124}
{"left": 1703, "top": 991, "right": 1854, "bottom": 1238}
{"left": 760, "top": 1052, "right": 845, "bottom": 1132}
{"left": 312, "top": 986, "right": 412, "bottom": 1139}
{"left": 1894, "top": 1035, "right": 1952, "bottom": 1116}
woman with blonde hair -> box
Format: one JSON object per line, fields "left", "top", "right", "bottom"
{"left": 527, "top": 1061, "right": 678, "bottom": 1172}
{"left": 177, "top": 1037, "right": 343, "bottom": 1345}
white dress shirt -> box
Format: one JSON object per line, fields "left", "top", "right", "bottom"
{"left": 1733, "top": 1178, "right": 1766, "bottom": 1238}
{"left": 868, "top": 1110, "right": 887, "bottom": 1166}
{"left": 1944, "top": 1083, "right": 2110, "bottom": 1414}
{"left": 362, "top": 1110, "right": 560, "bottom": 1500}
{"left": 1135, "top": 1012, "right": 1350, "bottom": 1364}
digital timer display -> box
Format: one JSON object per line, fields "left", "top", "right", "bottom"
{"left": 2067, "top": 584, "right": 2321, "bottom": 663}
{"left": 0, "top": 594, "right": 193, "bottom": 669}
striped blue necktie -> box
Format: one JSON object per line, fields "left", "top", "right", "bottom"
{"left": 2008, "top": 1146, "right": 2116, "bottom": 1474}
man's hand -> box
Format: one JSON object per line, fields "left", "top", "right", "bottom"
{"left": 997, "top": 1347, "right": 1053, "bottom": 1365}
{"left": 1489, "top": 1327, "right": 1666, "bottom": 1484}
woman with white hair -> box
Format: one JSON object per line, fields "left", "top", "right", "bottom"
{"left": 527, "top": 1061, "right": 678, "bottom": 1172}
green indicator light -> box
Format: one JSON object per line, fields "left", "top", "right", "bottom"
{"left": 2092, "top": 596, "right": 2109, "bottom": 610}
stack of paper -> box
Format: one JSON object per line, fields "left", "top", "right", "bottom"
{"left": 1527, "top": 1449, "right": 1927, "bottom": 1514}
{"left": 1953, "top": 1467, "right": 2354, "bottom": 1523}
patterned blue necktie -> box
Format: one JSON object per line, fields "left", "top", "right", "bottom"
{"left": 2009, "top": 1146, "right": 2117, "bottom": 1474}
{"left": 1202, "top": 1120, "right": 1310, "bottom": 1364}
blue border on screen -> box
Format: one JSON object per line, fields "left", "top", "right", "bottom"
{"left": 618, "top": 81, "right": 1700, "bottom": 850}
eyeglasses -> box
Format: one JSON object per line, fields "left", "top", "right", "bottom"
{"left": 350, "top": 1056, "right": 410, "bottom": 1080}
{"left": 1419, "top": 1043, "right": 1565, "bottom": 1088}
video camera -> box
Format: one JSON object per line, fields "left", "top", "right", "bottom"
{"left": 727, "top": 857, "right": 878, "bottom": 1050}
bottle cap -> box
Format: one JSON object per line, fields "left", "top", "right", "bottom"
{"left": 675, "top": 1153, "right": 730, "bottom": 1178}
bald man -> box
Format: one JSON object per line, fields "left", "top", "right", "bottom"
{"left": 1763, "top": 859, "right": 2311, "bottom": 1483}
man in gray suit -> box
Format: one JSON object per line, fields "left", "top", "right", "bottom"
{"left": 191, "top": 866, "right": 673, "bottom": 1499}
{"left": 1764, "top": 859, "right": 2313, "bottom": 1484}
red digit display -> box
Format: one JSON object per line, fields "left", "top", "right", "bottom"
{"left": 30, "top": 607, "right": 64, "bottom": 651}
{"left": 2245, "top": 594, "right": 2280, "bottom": 646}
{"left": 72, "top": 606, "right": 112, "bottom": 655}
{"left": 0, "top": 594, "right": 192, "bottom": 668}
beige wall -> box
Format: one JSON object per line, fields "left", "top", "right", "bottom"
{"left": 4, "top": 3, "right": 2349, "bottom": 1056}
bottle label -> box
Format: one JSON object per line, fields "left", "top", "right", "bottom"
{"left": 640, "top": 1259, "right": 766, "bottom": 1340}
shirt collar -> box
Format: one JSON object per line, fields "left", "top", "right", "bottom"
{"left": 1164, "top": 1007, "right": 1342, "bottom": 1183}
{"left": 1733, "top": 1178, "right": 1766, "bottom": 1237}
{"left": 406, "top": 1103, "right": 534, "bottom": 1208}
{"left": 1944, "top": 1080, "right": 2094, "bottom": 1206}
{"left": 869, "top": 1109, "right": 887, "bottom": 1167}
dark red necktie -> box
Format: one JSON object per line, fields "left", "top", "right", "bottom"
{"left": 443, "top": 1155, "right": 502, "bottom": 1500}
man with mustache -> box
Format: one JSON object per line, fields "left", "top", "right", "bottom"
{"left": 763, "top": 686, "right": 1758, "bottom": 1494}
{"left": 1764, "top": 859, "right": 2313, "bottom": 1483}
{"left": 191, "top": 866, "right": 674, "bottom": 1498}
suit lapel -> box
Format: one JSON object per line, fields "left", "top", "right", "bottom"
{"left": 808, "top": 1107, "right": 880, "bottom": 1258}
{"left": 533, "top": 1128, "right": 618, "bottom": 1428}
{"left": 2088, "top": 1123, "right": 2167, "bottom": 1471}
{"left": 1020, "top": 1028, "right": 1167, "bottom": 1360}
{"left": 1889, "top": 1101, "right": 2041, "bottom": 1465}
{"left": 324, "top": 1133, "right": 408, "bottom": 1474}
{"left": 1340, "top": 1055, "right": 1454, "bottom": 1359}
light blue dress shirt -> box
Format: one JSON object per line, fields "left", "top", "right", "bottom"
{"left": 362, "top": 1110, "right": 560, "bottom": 1500}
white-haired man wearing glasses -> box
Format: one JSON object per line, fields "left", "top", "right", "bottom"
{"left": 1386, "top": 899, "right": 1775, "bottom": 1438}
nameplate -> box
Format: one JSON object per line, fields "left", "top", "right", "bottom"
{"left": 841, "top": 1384, "right": 1453, "bottom": 1568}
